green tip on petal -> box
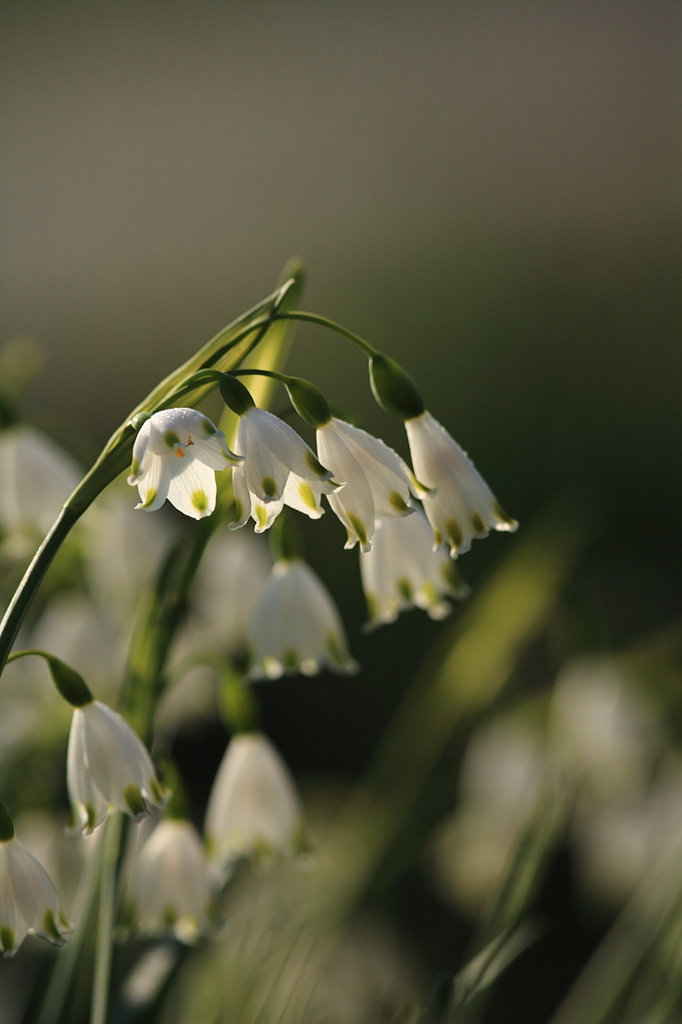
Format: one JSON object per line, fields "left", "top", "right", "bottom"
{"left": 347, "top": 513, "right": 368, "bottom": 548}
{"left": 43, "top": 908, "right": 66, "bottom": 944}
{"left": 124, "top": 785, "right": 148, "bottom": 819}
{"left": 369, "top": 354, "right": 425, "bottom": 420}
{"left": 1, "top": 926, "right": 15, "bottom": 955}
{"left": 0, "top": 801, "right": 14, "bottom": 842}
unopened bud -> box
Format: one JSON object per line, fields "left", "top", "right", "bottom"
{"left": 369, "top": 354, "right": 425, "bottom": 420}
{"left": 219, "top": 374, "right": 256, "bottom": 417}
{"left": 283, "top": 378, "right": 332, "bottom": 428}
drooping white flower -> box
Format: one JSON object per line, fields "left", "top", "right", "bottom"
{"left": 404, "top": 411, "right": 518, "bottom": 556}
{"left": 0, "top": 425, "right": 81, "bottom": 557}
{"left": 127, "top": 408, "right": 242, "bottom": 520}
{"left": 316, "top": 417, "right": 415, "bottom": 552}
{"left": 204, "top": 733, "right": 303, "bottom": 874}
{"left": 66, "top": 700, "right": 168, "bottom": 835}
{"left": 247, "top": 558, "right": 358, "bottom": 679}
{"left": 131, "top": 819, "right": 211, "bottom": 944}
{"left": 230, "top": 407, "right": 338, "bottom": 533}
{"left": 360, "top": 506, "right": 470, "bottom": 629}
{"left": 0, "top": 806, "right": 70, "bottom": 956}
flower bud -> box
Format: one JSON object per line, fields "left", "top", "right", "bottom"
{"left": 369, "top": 354, "right": 425, "bottom": 421}
{"left": 218, "top": 374, "right": 256, "bottom": 417}
{"left": 283, "top": 377, "right": 332, "bottom": 428}
{"left": 44, "top": 654, "right": 94, "bottom": 708}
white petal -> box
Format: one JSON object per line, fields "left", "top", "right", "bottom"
{"left": 78, "top": 702, "right": 165, "bottom": 821}
{"left": 0, "top": 839, "right": 69, "bottom": 954}
{"left": 317, "top": 424, "right": 375, "bottom": 551}
{"left": 406, "top": 412, "right": 518, "bottom": 556}
{"left": 204, "top": 734, "right": 302, "bottom": 867}
{"left": 66, "top": 710, "right": 110, "bottom": 835}
{"left": 133, "top": 453, "right": 171, "bottom": 512}
{"left": 281, "top": 473, "right": 325, "bottom": 519}
{"left": 133, "top": 820, "right": 210, "bottom": 940}
{"left": 167, "top": 456, "right": 217, "bottom": 519}
{"left": 324, "top": 418, "right": 413, "bottom": 515}
{"left": 0, "top": 843, "right": 30, "bottom": 953}
{"left": 229, "top": 465, "right": 251, "bottom": 530}
{"left": 247, "top": 560, "right": 357, "bottom": 678}
{"left": 242, "top": 408, "right": 332, "bottom": 483}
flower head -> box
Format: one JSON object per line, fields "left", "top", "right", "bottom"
{"left": 131, "top": 819, "right": 211, "bottom": 944}
{"left": 0, "top": 803, "right": 70, "bottom": 956}
{"left": 247, "top": 558, "right": 358, "bottom": 679}
{"left": 67, "top": 700, "right": 168, "bottom": 835}
{"left": 360, "top": 505, "right": 470, "bottom": 629}
{"left": 230, "top": 407, "right": 338, "bottom": 533}
{"left": 204, "top": 733, "right": 303, "bottom": 874}
{"left": 316, "top": 418, "right": 415, "bottom": 552}
{"left": 405, "top": 411, "right": 518, "bottom": 556}
{"left": 127, "top": 408, "right": 242, "bottom": 519}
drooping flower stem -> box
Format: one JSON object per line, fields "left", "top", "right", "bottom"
{"left": 0, "top": 506, "right": 81, "bottom": 672}
{"left": 271, "top": 311, "right": 379, "bottom": 358}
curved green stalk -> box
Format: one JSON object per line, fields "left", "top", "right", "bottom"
{"left": 271, "top": 311, "right": 378, "bottom": 358}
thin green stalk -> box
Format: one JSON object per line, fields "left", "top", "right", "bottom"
{"left": 271, "top": 311, "right": 378, "bottom": 358}
{"left": 0, "top": 506, "right": 81, "bottom": 671}
{"left": 90, "top": 813, "right": 123, "bottom": 1024}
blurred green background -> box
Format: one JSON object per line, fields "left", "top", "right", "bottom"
{"left": 1, "top": 2, "right": 680, "bottom": 1019}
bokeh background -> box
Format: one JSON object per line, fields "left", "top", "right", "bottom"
{"left": 1, "top": 2, "right": 681, "bottom": 1020}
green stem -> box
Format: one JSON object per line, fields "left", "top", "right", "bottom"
{"left": 90, "top": 813, "right": 122, "bottom": 1024}
{"left": 271, "top": 311, "right": 378, "bottom": 358}
{"left": 0, "top": 506, "right": 81, "bottom": 672}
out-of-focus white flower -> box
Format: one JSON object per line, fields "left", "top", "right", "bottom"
{"left": 429, "top": 716, "right": 547, "bottom": 917}
{"left": 247, "top": 559, "right": 358, "bottom": 679}
{"left": 67, "top": 700, "right": 168, "bottom": 835}
{"left": 82, "top": 485, "right": 176, "bottom": 626}
{"left": 230, "top": 407, "right": 338, "bottom": 533}
{"left": 204, "top": 733, "right": 303, "bottom": 875}
{"left": 178, "top": 529, "right": 272, "bottom": 656}
{"left": 0, "top": 425, "right": 81, "bottom": 556}
{"left": 131, "top": 819, "right": 211, "bottom": 944}
{"left": 360, "top": 506, "right": 470, "bottom": 628}
{"left": 404, "top": 411, "right": 517, "bottom": 556}
{"left": 316, "top": 418, "right": 414, "bottom": 552}
{"left": 127, "top": 408, "right": 241, "bottom": 519}
{"left": 157, "top": 531, "right": 273, "bottom": 738}
{"left": 0, "top": 805, "right": 70, "bottom": 956}
{"left": 549, "top": 657, "right": 658, "bottom": 800}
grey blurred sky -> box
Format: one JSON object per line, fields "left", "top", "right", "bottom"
{"left": 1, "top": 0, "right": 680, "bottom": 445}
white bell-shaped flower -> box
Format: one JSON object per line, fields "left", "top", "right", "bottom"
{"left": 67, "top": 700, "right": 168, "bottom": 835}
{"left": 316, "top": 418, "right": 415, "bottom": 552}
{"left": 0, "top": 425, "right": 81, "bottom": 557}
{"left": 0, "top": 809, "right": 70, "bottom": 956}
{"left": 204, "top": 733, "right": 303, "bottom": 874}
{"left": 230, "top": 407, "right": 338, "bottom": 533}
{"left": 127, "top": 408, "right": 242, "bottom": 520}
{"left": 405, "top": 411, "right": 518, "bottom": 556}
{"left": 131, "top": 819, "right": 211, "bottom": 944}
{"left": 360, "top": 506, "right": 470, "bottom": 629}
{"left": 247, "top": 558, "right": 358, "bottom": 679}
